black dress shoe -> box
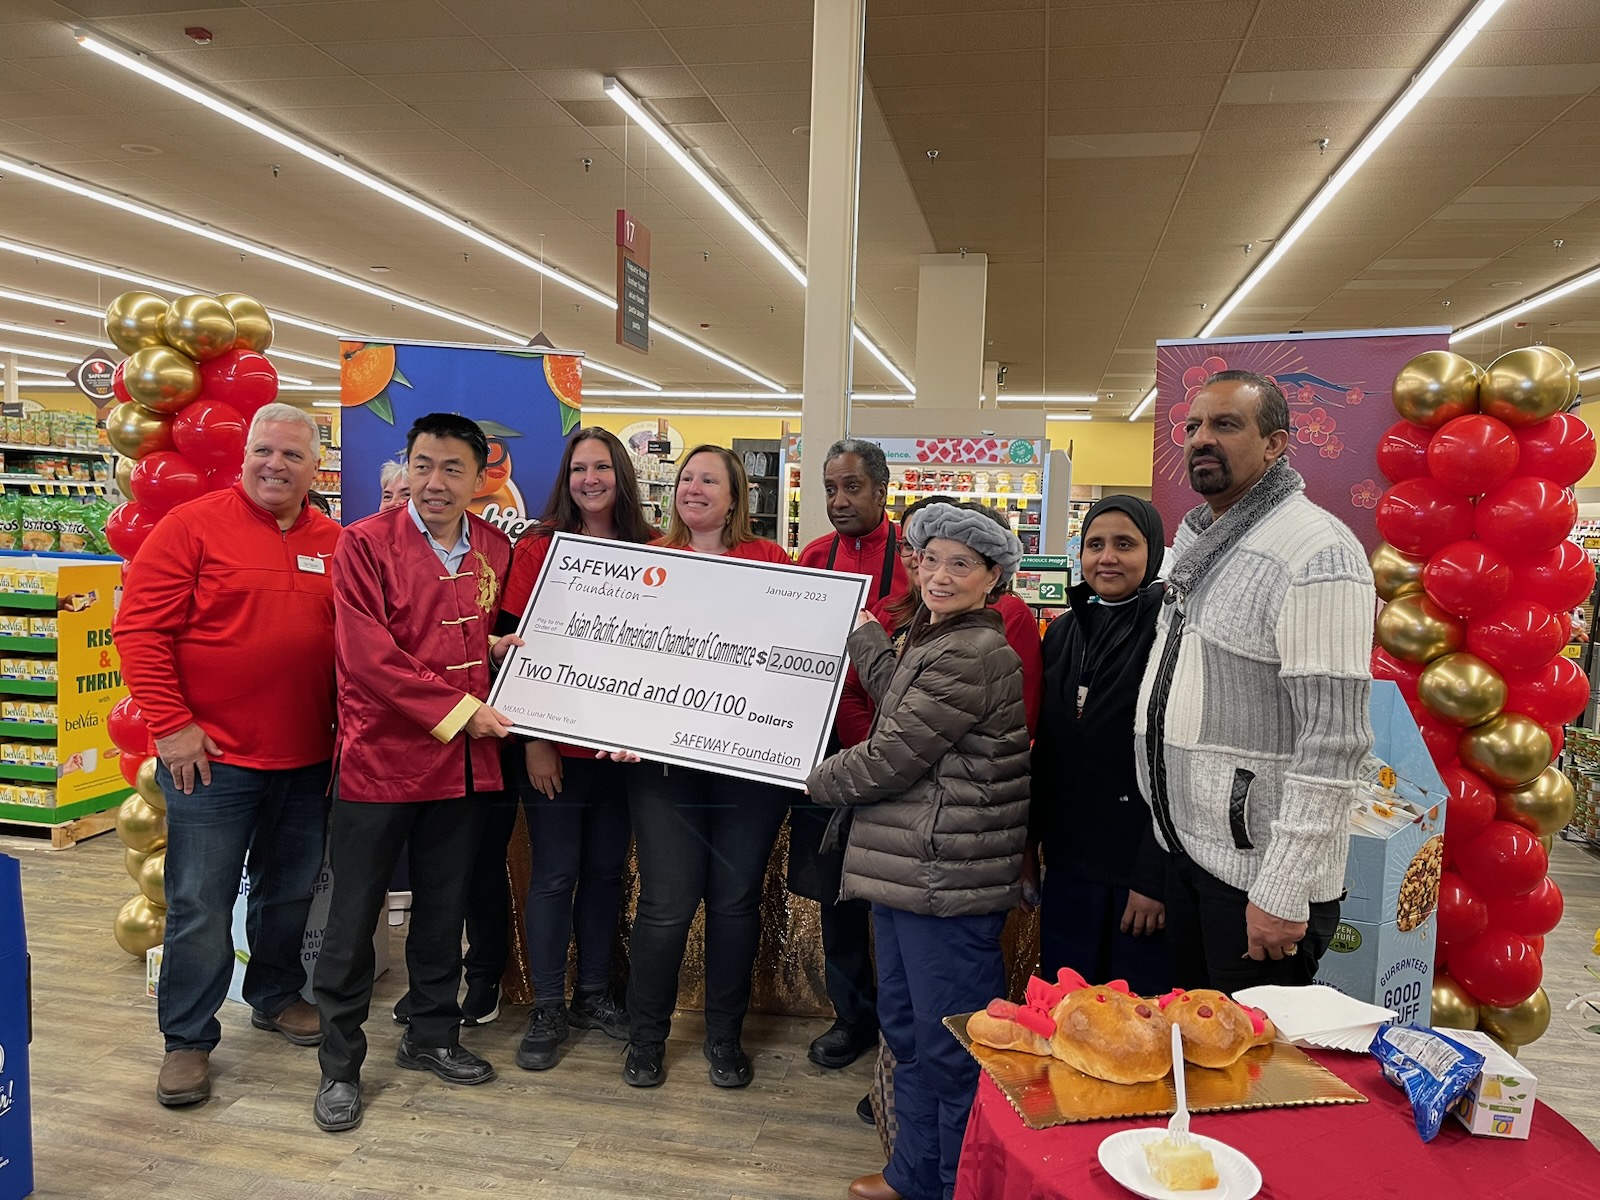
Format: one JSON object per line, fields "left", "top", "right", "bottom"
{"left": 623, "top": 1041, "right": 665, "bottom": 1088}
{"left": 395, "top": 1037, "right": 496, "bottom": 1085}
{"left": 313, "top": 1077, "right": 363, "bottom": 1132}
{"left": 808, "top": 1020, "right": 879, "bottom": 1069}
{"left": 857, "top": 1092, "right": 875, "bottom": 1125}
{"left": 704, "top": 1037, "right": 753, "bottom": 1089}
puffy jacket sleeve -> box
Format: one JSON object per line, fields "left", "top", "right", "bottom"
{"left": 807, "top": 632, "right": 988, "bottom": 808}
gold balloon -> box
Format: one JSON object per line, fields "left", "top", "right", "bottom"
{"left": 1391, "top": 350, "right": 1483, "bottom": 428}
{"left": 105, "top": 401, "right": 175, "bottom": 459}
{"left": 1371, "top": 543, "right": 1427, "bottom": 603}
{"left": 161, "top": 294, "right": 237, "bottom": 363}
{"left": 1376, "top": 593, "right": 1463, "bottom": 664}
{"left": 116, "top": 793, "right": 167, "bottom": 854}
{"left": 1496, "top": 765, "right": 1576, "bottom": 836}
{"left": 125, "top": 847, "right": 150, "bottom": 882}
{"left": 105, "top": 291, "right": 171, "bottom": 356}
{"left": 1418, "top": 652, "right": 1507, "bottom": 727}
{"left": 1459, "top": 713, "right": 1552, "bottom": 788}
{"left": 1481, "top": 346, "right": 1576, "bottom": 427}
{"left": 1479, "top": 987, "right": 1550, "bottom": 1047}
{"left": 1538, "top": 833, "right": 1554, "bottom": 853}
{"left": 1488, "top": 1034, "right": 1519, "bottom": 1058}
{"left": 113, "top": 894, "right": 166, "bottom": 957}
{"left": 1431, "top": 974, "right": 1480, "bottom": 1031}
{"left": 113, "top": 454, "right": 136, "bottom": 498}
{"left": 122, "top": 345, "right": 202, "bottom": 414}
{"left": 216, "top": 292, "right": 274, "bottom": 353}
{"left": 135, "top": 755, "right": 165, "bottom": 813}
{"left": 138, "top": 849, "right": 167, "bottom": 907}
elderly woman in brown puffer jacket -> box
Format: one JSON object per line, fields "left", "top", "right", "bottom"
{"left": 808, "top": 501, "right": 1030, "bottom": 1200}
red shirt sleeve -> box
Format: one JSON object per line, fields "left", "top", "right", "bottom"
{"left": 797, "top": 534, "right": 831, "bottom": 570}
{"left": 114, "top": 512, "right": 202, "bottom": 740}
{"left": 835, "top": 597, "right": 901, "bottom": 748}
{"left": 501, "top": 532, "right": 551, "bottom": 623}
{"left": 996, "top": 593, "right": 1043, "bottom": 737}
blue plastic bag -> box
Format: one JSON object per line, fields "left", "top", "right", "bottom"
{"left": 1370, "top": 1025, "right": 1485, "bottom": 1143}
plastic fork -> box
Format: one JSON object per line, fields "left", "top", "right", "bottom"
{"left": 1167, "top": 1022, "right": 1191, "bottom": 1144}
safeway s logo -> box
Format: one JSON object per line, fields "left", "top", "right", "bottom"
{"left": 641, "top": 566, "right": 668, "bottom": 587}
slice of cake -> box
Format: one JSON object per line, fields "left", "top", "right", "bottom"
{"left": 1142, "top": 1135, "right": 1219, "bottom": 1191}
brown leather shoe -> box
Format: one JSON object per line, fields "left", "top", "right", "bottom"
{"left": 156, "top": 1049, "right": 210, "bottom": 1107}
{"left": 848, "top": 1173, "right": 902, "bottom": 1200}
{"left": 251, "top": 999, "right": 324, "bottom": 1046}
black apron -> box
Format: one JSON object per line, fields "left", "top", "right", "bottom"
{"left": 824, "top": 524, "right": 899, "bottom": 603}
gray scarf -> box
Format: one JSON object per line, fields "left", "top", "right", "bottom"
{"left": 1167, "top": 457, "right": 1304, "bottom": 600}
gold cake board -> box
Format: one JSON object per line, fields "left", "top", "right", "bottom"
{"left": 945, "top": 1012, "right": 1368, "bottom": 1131}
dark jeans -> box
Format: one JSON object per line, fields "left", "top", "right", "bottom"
{"left": 461, "top": 786, "right": 520, "bottom": 990}
{"left": 522, "top": 754, "right": 634, "bottom": 1002}
{"left": 626, "top": 764, "right": 788, "bottom": 1044}
{"left": 1039, "top": 872, "right": 1171, "bottom": 996}
{"left": 314, "top": 794, "right": 486, "bottom": 1081}
{"left": 1165, "top": 852, "right": 1341, "bottom": 992}
{"left": 157, "top": 760, "right": 331, "bottom": 1052}
{"left": 875, "top": 904, "right": 1006, "bottom": 1200}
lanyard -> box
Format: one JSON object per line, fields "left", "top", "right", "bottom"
{"left": 826, "top": 523, "right": 897, "bottom": 600}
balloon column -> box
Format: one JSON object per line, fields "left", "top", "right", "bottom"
{"left": 1372, "top": 346, "right": 1593, "bottom": 1052}
{"left": 103, "top": 290, "right": 276, "bottom": 563}
{"left": 107, "top": 695, "right": 169, "bottom": 956}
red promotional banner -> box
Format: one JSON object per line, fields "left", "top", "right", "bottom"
{"left": 1151, "top": 327, "right": 1452, "bottom": 551}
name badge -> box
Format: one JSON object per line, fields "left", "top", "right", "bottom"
{"left": 297, "top": 554, "right": 326, "bottom": 575}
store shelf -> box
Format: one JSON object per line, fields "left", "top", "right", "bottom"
{"left": 0, "top": 593, "right": 55, "bottom": 610}
{"left": 0, "top": 721, "right": 55, "bottom": 739}
{"left": 890, "top": 490, "right": 1043, "bottom": 501}
{"left": 0, "top": 679, "right": 55, "bottom": 697}
{"left": 0, "top": 443, "right": 109, "bottom": 457}
{"left": 0, "top": 635, "right": 56, "bottom": 653}
{"left": 0, "top": 476, "right": 107, "bottom": 490}
{"left": 0, "top": 763, "right": 54, "bottom": 784}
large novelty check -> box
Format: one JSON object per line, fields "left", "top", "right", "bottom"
{"left": 489, "top": 532, "right": 870, "bottom": 788}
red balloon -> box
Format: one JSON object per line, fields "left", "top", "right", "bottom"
{"left": 104, "top": 500, "right": 158, "bottom": 560}
{"left": 1515, "top": 413, "right": 1596, "bottom": 487}
{"left": 1528, "top": 935, "right": 1545, "bottom": 957}
{"left": 1507, "top": 538, "right": 1595, "bottom": 613}
{"left": 1372, "top": 648, "right": 1423, "bottom": 706}
{"left": 1426, "top": 413, "right": 1519, "bottom": 495}
{"left": 1436, "top": 870, "right": 1489, "bottom": 952}
{"left": 107, "top": 696, "right": 149, "bottom": 758}
{"left": 1475, "top": 476, "right": 1578, "bottom": 555}
{"left": 1466, "top": 600, "right": 1565, "bottom": 674}
{"left": 118, "top": 751, "right": 150, "bottom": 789}
{"left": 199, "top": 349, "right": 277, "bottom": 416}
{"left": 112, "top": 359, "right": 132, "bottom": 405}
{"left": 1545, "top": 723, "right": 1566, "bottom": 757}
{"left": 207, "top": 465, "right": 241, "bottom": 492}
{"left": 1487, "top": 876, "right": 1564, "bottom": 938}
{"left": 172, "top": 398, "right": 247, "bottom": 471}
{"left": 1449, "top": 929, "right": 1543, "bottom": 1008}
{"left": 1504, "top": 657, "right": 1590, "bottom": 727}
{"left": 1410, "top": 705, "right": 1461, "bottom": 767}
{"left": 129, "top": 450, "right": 206, "bottom": 516}
{"left": 1377, "top": 420, "right": 1434, "bottom": 484}
{"left": 1454, "top": 820, "right": 1549, "bottom": 899}
{"left": 1375, "top": 478, "right": 1475, "bottom": 558}
{"left": 1423, "top": 541, "right": 1512, "bottom": 618}
{"left": 1440, "top": 764, "right": 1498, "bottom": 850}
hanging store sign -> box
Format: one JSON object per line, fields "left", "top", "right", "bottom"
{"left": 616, "top": 209, "right": 651, "bottom": 354}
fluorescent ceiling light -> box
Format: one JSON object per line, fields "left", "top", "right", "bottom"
{"left": 1452, "top": 264, "right": 1600, "bottom": 343}
{"left": 586, "top": 388, "right": 801, "bottom": 400}
{"left": 1127, "top": 387, "right": 1159, "bottom": 423}
{"left": 606, "top": 77, "right": 915, "bottom": 394}
{"left": 0, "top": 318, "right": 316, "bottom": 384}
{"left": 585, "top": 405, "right": 802, "bottom": 418}
{"left": 309, "top": 401, "right": 341, "bottom": 408}
{"left": 1196, "top": 0, "right": 1505, "bottom": 338}
{"left": 1045, "top": 413, "right": 1092, "bottom": 421}
{"left": 0, "top": 379, "right": 75, "bottom": 389}
{"left": 1579, "top": 366, "right": 1600, "bottom": 382}
{"left": 72, "top": 34, "right": 771, "bottom": 393}
{"left": 996, "top": 394, "right": 1099, "bottom": 404}
{"left": 0, "top": 342, "right": 84, "bottom": 365}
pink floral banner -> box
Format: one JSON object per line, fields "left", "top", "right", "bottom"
{"left": 1150, "top": 327, "right": 1451, "bottom": 552}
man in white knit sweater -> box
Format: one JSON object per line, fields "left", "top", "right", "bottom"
{"left": 1135, "top": 371, "right": 1374, "bottom": 991}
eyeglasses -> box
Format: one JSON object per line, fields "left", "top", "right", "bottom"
{"left": 915, "top": 549, "right": 985, "bottom": 578}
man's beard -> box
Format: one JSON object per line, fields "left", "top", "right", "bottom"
{"left": 1187, "top": 455, "right": 1232, "bottom": 495}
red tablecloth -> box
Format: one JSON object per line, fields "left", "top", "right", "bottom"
{"left": 955, "top": 1049, "right": 1600, "bottom": 1200}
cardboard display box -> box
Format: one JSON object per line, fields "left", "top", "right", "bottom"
{"left": 1448, "top": 1028, "right": 1538, "bottom": 1139}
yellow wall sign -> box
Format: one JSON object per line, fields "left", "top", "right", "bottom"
{"left": 54, "top": 561, "right": 125, "bottom": 808}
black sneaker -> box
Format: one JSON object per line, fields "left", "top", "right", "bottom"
{"left": 704, "top": 1037, "right": 752, "bottom": 1089}
{"left": 623, "top": 1040, "right": 665, "bottom": 1088}
{"left": 569, "top": 990, "right": 629, "bottom": 1041}
{"left": 516, "top": 1001, "right": 569, "bottom": 1071}
{"left": 391, "top": 993, "right": 411, "bottom": 1025}
{"left": 461, "top": 979, "right": 500, "bottom": 1027}
{"left": 808, "top": 1020, "right": 878, "bottom": 1069}
{"left": 856, "top": 1092, "right": 875, "bottom": 1125}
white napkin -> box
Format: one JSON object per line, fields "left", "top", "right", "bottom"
{"left": 1232, "top": 983, "right": 1398, "bottom": 1051}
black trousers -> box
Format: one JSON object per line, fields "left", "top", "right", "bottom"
{"left": 788, "top": 803, "right": 877, "bottom": 1031}
{"left": 1165, "top": 852, "right": 1340, "bottom": 993}
{"left": 626, "top": 764, "right": 788, "bottom": 1044}
{"left": 461, "top": 784, "right": 521, "bottom": 989}
{"left": 314, "top": 793, "right": 487, "bottom": 1082}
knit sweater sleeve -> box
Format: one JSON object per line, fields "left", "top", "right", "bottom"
{"left": 1249, "top": 540, "right": 1375, "bottom": 922}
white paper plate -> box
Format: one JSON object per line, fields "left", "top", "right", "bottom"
{"left": 1097, "top": 1129, "right": 1262, "bottom": 1200}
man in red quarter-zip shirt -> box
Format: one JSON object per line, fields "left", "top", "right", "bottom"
{"left": 792, "top": 437, "right": 909, "bottom": 1073}
{"left": 117, "top": 403, "right": 340, "bottom": 1112}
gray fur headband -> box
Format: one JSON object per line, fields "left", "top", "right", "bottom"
{"left": 905, "top": 502, "right": 1024, "bottom": 586}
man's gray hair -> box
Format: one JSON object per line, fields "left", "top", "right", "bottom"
{"left": 823, "top": 437, "right": 889, "bottom": 488}
{"left": 379, "top": 459, "right": 406, "bottom": 490}
{"left": 248, "top": 402, "right": 320, "bottom": 449}
{"left": 906, "top": 501, "right": 1024, "bottom": 586}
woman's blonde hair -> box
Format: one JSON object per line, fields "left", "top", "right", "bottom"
{"left": 659, "top": 443, "right": 759, "bottom": 550}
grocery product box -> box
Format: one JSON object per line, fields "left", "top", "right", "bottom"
{"left": 1448, "top": 1029, "right": 1538, "bottom": 1139}
{"left": 146, "top": 945, "right": 163, "bottom": 999}
{"left": 26, "top": 617, "right": 55, "bottom": 639}
{"left": 1318, "top": 681, "right": 1447, "bottom": 1027}
{"left": 0, "top": 616, "right": 28, "bottom": 638}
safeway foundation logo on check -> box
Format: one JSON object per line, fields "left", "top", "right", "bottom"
{"left": 642, "top": 566, "right": 667, "bottom": 587}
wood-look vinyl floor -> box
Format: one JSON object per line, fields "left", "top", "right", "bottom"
{"left": 6, "top": 830, "right": 1599, "bottom": 1199}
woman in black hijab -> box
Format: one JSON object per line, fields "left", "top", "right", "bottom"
{"left": 1029, "top": 495, "right": 1171, "bottom": 994}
